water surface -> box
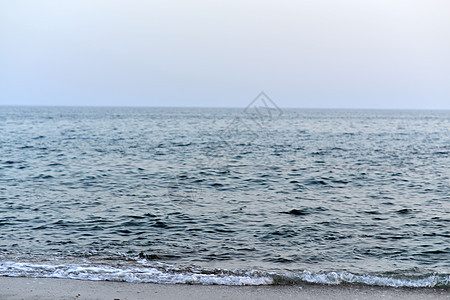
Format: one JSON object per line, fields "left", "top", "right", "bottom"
{"left": 0, "top": 106, "right": 449, "bottom": 287}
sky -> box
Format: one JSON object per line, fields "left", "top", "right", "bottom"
{"left": 0, "top": 0, "right": 449, "bottom": 109}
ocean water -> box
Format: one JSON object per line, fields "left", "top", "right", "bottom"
{"left": 0, "top": 105, "right": 449, "bottom": 288}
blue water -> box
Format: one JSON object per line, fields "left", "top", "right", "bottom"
{"left": 0, "top": 105, "right": 449, "bottom": 287}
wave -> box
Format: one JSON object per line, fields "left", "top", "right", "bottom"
{"left": 0, "top": 261, "right": 449, "bottom": 288}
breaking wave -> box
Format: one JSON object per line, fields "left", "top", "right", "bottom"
{"left": 0, "top": 261, "right": 448, "bottom": 288}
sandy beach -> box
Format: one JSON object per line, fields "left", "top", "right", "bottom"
{"left": 0, "top": 277, "right": 448, "bottom": 300}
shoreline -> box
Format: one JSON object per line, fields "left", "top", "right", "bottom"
{"left": 1, "top": 277, "right": 449, "bottom": 300}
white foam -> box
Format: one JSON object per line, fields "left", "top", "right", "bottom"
{"left": 292, "top": 270, "right": 450, "bottom": 288}
{"left": 0, "top": 261, "right": 448, "bottom": 287}
{"left": 0, "top": 261, "right": 273, "bottom": 285}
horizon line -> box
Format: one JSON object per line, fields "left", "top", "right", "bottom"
{"left": 1, "top": 104, "right": 450, "bottom": 111}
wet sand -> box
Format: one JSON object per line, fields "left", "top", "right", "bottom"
{"left": 0, "top": 277, "right": 449, "bottom": 300}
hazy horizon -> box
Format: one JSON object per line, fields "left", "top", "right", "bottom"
{"left": 3, "top": 103, "right": 450, "bottom": 112}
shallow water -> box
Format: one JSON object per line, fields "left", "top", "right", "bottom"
{"left": 0, "top": 106, "right": 449, "bottom": 287}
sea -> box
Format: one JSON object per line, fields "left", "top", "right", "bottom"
{"left": 0, "top": 104, "right": 449, "bottom": 288}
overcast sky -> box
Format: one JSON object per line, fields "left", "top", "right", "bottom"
{"left": 1, "top": 0, "right": 449, "bottom": 109}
